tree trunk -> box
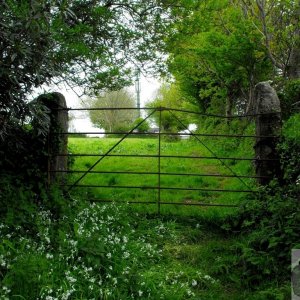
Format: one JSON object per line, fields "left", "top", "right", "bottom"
{"left": 286, "top": 3, "right": 300, "bottom": 79}
{"left": 287, "top": 33, "right": 300, "bottom": 79}
{"left": 226, "top": 96, "right": 233, "bottom": 118}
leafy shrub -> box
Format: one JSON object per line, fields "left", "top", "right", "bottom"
{"left": 235, "top": 183, "right": 300, "bottom": 285}
{"left": 0, "top": 101, "right": 50, "bottom": 184}
{"left": 278, "top": 79, "right": 300, "bottom": 119}
{"left": 223, "top": 113, "right": 300, "bottom": 289}
{"left": 132, "top": 117, "right": 150, "bottom": 133}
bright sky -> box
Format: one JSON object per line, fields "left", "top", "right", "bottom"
{"left": 35, "top": 75, "right": 161, "bottom": 136}
{"left": 72, "top": 75, "right": 160, "bottom": 136}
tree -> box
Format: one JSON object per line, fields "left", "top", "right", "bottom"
{"left": 89, "top": 89, "right": 136, "bottom": 133}
{"left": 165, "top": 0, "right": 300, "bottom": 115}
{"left": 238, "top": 0, "right": 300, "bottom": 78}
{"left": 166, "top": 1, "right": 274, "bottom": 116}
{"left": 132, "top": 117, "right": 150, "bottom": 133}
{"left": 0, "top": 0, "right": 175, "bottom": 137}
{"left": 147, "top": 82, "right": 187, "bottom": 132}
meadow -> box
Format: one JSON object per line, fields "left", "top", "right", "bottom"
{"left": 67, "top": 135, "right": 256, "bottom": 217}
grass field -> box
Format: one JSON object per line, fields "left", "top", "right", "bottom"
{"left": 67, "top": 136, "right": 256, "bottom": 217}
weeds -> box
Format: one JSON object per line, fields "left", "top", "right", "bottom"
{"left": 0, "top": 197, "right": 225, "bottom": 299}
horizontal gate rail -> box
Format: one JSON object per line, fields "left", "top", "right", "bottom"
{"left": 51, "top": 169, "right": 271, "bottom": 179}
{"left": 58, "top": 106, "right": 281, "bottom": 119}
{"left": 55, "top": 153, "right": 279, "bottom": 162}
{"left": 58, "top": 131, "right": 278, "bottom": 139}
{"left": 88, "top": 199, "right": 239, "bottom": 208}
{"left": 62, "top": 184, "right": 257, "bottom": 193}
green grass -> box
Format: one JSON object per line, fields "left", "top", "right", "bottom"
{"left": 67, "top": 137, "right": 256, "bottom": 217}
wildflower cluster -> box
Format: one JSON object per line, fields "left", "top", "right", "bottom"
{"left": 156, "top": 269, "right": 219, "bottom": 298}
{"left": 0, "top": 201, "right": 184, "bottom": 299}
{"left": 0, "top": 196, "right": 223, "bottom": 299}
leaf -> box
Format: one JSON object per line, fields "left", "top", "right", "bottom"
{"left": 3, "top": 239, "right": 17, "bottom": 252}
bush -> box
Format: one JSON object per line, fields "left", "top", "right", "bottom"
{"left": 132, "top": 117, "right": 150, "bottom": 133}
{"left": 223, "top": 113, "right": 300, "bottom": 288}
{"left": 0, "top": 101, "right": 50, "bottom": 184}
{"left": 278, "top": 79, "right": 300, "bottom": 119}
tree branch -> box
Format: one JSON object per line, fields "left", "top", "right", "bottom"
{"left": 255, "top": 0, "right": 284, "bottom": 70}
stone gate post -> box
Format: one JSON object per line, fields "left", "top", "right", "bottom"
{"left": 254, "top": 82, "right": 282, "bottom": 185}
{"left": 37, "top": 92, "right": 68, "bottom": 185}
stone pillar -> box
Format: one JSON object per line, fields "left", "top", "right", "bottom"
{"left": 254, "top": 82, "right": 282, "bottom": 185}
{"left": 37, "top": 93, "right": 68, "bottom": 185}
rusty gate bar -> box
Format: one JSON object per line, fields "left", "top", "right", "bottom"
{"left": 51, "top": 170, "right": 272, "bottom": 179}
{"left": 62, "top": 184, "right": 256, "bottom": 193}
{"left": 158, "top": 108, "right": 162, "bottom": 214}
{"left": 57, "top": 131, "right": 278, "bottom": 139}
{"left": 60, "top": 106, "right": 281, "bottom": 119}
{"left": 86, "top": 199, "right": 239, "bottom": 208}
{"left": 55, "top": 153, "right": 279, "bottom": 162}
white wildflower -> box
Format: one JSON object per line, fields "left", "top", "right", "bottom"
{"left": 46, "top": 253, "right": 53, "bottom": 259}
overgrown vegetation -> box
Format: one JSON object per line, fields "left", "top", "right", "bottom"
{"left": 224, "top": 113, "right": 300, "bottom": 289}
{"left": 1, "top": 0, "right": 300, "bottom": 299}
{"left": 2, "top": 113, "right": 298, "bottom": 298}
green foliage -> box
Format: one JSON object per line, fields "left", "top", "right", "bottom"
{"left": 0, "top": 102, "right": 50, "bottom": 183}
{"left": 0, "top": 0, "right": 55, "bottom": 121}
{"left": 0, "top": 195, "right": 215, "bottom": 299}
{"left": 132, "top": 117, "right": 150, "bottom": 133}
{"left": 0, "top": 186, "right": 291, "bottom": 299}
{"left": 229, "top": 181, "right": 300, "bottom": 287}
{"left": 147, "top": 83, "right": 187, "bottom": 133}
{"left": 282, "top": 113, "right": 300, "bottom": 141}
{"left": 222, "top": 114, "right": 300, "bottom": 288}
{"left": 278, "top": 80, "right": 300, "bottom": 119}
{"left": 0, "top": 0, "right": 172, "bottom": 136}
{"left": 165, "top": 0, "right": 300, "bottom": 116}
{"left": 166, "top": 0, "right": 274, "bottom": 115}
{"left": 279, "top": 113, "right": 300, "bottom": 183}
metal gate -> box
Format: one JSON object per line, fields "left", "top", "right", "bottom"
{"left": 52, "top": 106, "right": 278, "bottom": 213}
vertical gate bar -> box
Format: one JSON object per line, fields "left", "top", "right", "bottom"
{"left": 158, "top": 108, "right": 162, "bottom": 215}
{"left": 47, "top": 133, "right": 51, "bottom": 188}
